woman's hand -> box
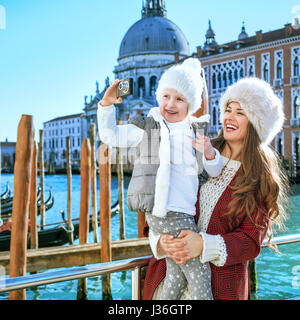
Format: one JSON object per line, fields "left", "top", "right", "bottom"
{"left": 159, "top": 230, "right": 204, "bottom": 265}
{"left": 99, "top": 79, "right": 123, "bottom": 107}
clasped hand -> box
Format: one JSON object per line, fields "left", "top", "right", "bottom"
{"left": 159, "top": 230, "right": 203, "bottom": 265}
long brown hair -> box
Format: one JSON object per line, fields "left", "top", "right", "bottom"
{"left": 211, "top": 124, "right": 289, "bottom": 247}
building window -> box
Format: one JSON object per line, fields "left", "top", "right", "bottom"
{"left": 212, "top": 73, "right": 216, "bottom": 89}
{"left": 247, "top": 56, "right": 255, "bottom": 77}
{"left": 222, "top": 72, "right": 227, "bottom": 87}
{"left": 217, "top": 73, "right": 222, "bottom": 88}
{"left": 74, "top": 149, "right": 79, "bottom": 160}
{"left": 211, "top": 99, "right": 219, "bottom": 127}
{"left": 295, "top": 137, "right": 300, "bottom": 162}
{"left": 149, "top": 76, "right": 157, "bottom": 96}
{"left": 294, "top": 96, "right": 300, "bottom": 118}
{"left": 211, "top": 59, "right": 245, "bottom": 93}
{"left": 263, "top": 63, "right": 269, "bottom": 82}
{"left": 274, "top": 50, "right": 283, "bottom": 79}
{"left": 292, "top": 47, "right": 300, "bottom": 77}
{"left": 203, "top": 66, "right": 209, "bottom": 91}
{"left": 228, "top": 70, "right": 233, "bottom": 85}
{"left": 212, "top": 107, "right": 216, "bottom": 125}
{"left": 294, "top": 57, "right": 299, "bottom": 76}
{"left": 261, "top": 53, "right": 270, "bottom": 82}
{"left": 234, "top": 69, "right": 238, "bottom": 82}
{"left": 276, "top": 61, "right": 282, "bottom": 79}
{"left": 248, "top": 66, "right": 254, "bottom": 77}
{"left": 138, "top": 77, "right": 145, "bottom": 98}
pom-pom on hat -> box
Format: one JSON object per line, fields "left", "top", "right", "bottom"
{"left": 156, "top": 58, "right": 204, "bottom": 114}
{"left": 220, "top": 77, "right": 285, "bottom": 144}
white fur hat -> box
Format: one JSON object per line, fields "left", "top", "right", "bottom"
{"left": 156, "top": 58, "right": 204, "bottom": 114}
{"left": 220, "top": 77, "right": 284, "bottom": 144}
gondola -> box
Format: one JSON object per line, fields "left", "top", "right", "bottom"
{"left": 0, "top": 187, "right": 52, "bottom": 219}
{"left": 0, "top": 200, "right": 119, "bottom": 251}
{"left": 0, "top": 186, "right": 41, "bottom": 208}
{"left": 0, "top": 183, "right": 11, "bottom": 201}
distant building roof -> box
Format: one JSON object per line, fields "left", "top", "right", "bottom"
{"left": 199, "top": 21, "right": 300, "bottom": 58}
{"left": 0, "top": 138, "right": 16, "bottom": 146}
{"left": 44, "top": 113, "right": 84, "bottom": 124}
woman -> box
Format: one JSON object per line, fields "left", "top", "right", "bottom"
{"left": 143, "top": 77, "right": 289, "bottom": 300}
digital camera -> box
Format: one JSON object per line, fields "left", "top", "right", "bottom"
{"left": 117, "top": 78, "right": 133, "bottom": 98}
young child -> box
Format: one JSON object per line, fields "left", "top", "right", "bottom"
{"left": 97, "top": 58, "right": 223, "bottom": 300}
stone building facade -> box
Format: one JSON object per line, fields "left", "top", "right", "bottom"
{"left": 192, "top": 20, "right": 300, "bottom": 176}
{"left": 43, "top": 113, "right": 86, "bottom": 171}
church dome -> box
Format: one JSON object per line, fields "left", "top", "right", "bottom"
{"left": 118, "top": 16, "right": 190, "bottom": 59}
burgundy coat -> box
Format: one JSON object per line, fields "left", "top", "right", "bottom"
{"left": 143, "top": 175, "right": 268, "bottom": 300}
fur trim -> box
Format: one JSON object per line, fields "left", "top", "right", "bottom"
{"left": 220, "top": 77, "right": 284, "bottom": 144}
{"left": 156, "top": 58, "right": 204, "bottom": 114}
{"left": 148, "top": 107, "right": 170, "bottom": 218}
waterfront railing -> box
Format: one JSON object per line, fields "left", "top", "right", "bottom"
{"left": 0, "top": 233, "right": 299, "bottom": 299}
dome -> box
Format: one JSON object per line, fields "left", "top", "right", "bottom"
{"left": 238, "top": 23, "right": 248, "bottom": 40}
{"left": 118, "top": 16, "right": 190, "bottom": 59}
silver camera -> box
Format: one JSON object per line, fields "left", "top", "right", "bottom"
{"left": 117, "top": 78, "right": 133, "bottom": 98}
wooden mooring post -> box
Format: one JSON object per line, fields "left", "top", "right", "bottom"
{"left": 90, "top": 123, "right": 99, "bottom": 243}
{"left": 249, "top": 258, "right": 257, "bottom": 293}
{"left": 29, "top": 141, "right": 38, "bottom": 249}
{"left": 66, "top": 136, "right": 74, "bottom": 244}
{"left": 38, "top": 129, "right": 45, "bottom": 230}
{"left": 9, "top": 115, "right": 34, "bottom": 300}
{"left": 77, "top": 138, "right": 91, "bottom": 300}
{"left": 99, "top": 142, "right": 112, "bottom": 300}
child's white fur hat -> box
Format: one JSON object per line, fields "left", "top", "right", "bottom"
{"left": 220, "top": 77, "right": 284, "bottom": 144}
{"left": 156, "top": 58, "right": 204, "bottom": 114}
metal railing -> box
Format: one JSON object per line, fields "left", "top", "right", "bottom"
{"left": 0, "top": 233, "right": 299, "bottom": 299}
{"left": 0, "top": 255, "right": 152, "bottom": 299}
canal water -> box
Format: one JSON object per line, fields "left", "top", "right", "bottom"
{"left": 0, "top": 173, "right": 299, "bottom": 300}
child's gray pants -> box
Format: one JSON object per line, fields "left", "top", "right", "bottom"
{"left": 146, "top": 211, "right": 212, "bottom": 300}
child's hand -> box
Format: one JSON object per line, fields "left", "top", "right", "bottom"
{"left": 99, "top": 79, "right": 123, "bottom": 107}
{"left": 192, "top": 132, "right": 216, "bottom": 160}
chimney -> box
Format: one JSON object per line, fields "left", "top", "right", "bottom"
{"left": 197, "top": 46, "right": 202, "bottom": 58}
{"left": 256, "top": 30, "right": 263, "bottom": 44}
{"left": 174, "top": 52, "right": 179, "bottom": 63}
{"left": 293, "top": 18, "right": 300, "bottom": 30}
{"left": 284, "top": 23, "right": 293, "bottom": 36}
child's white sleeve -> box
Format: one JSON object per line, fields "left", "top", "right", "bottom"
{"left": 202, "top": 148, "right": 223, "bottom": 177}
{"left": 148, "top": 229, "right": 167, "bottom": 260}
{"left": 97, "top": 104, "right": 144, "bottom": 148}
